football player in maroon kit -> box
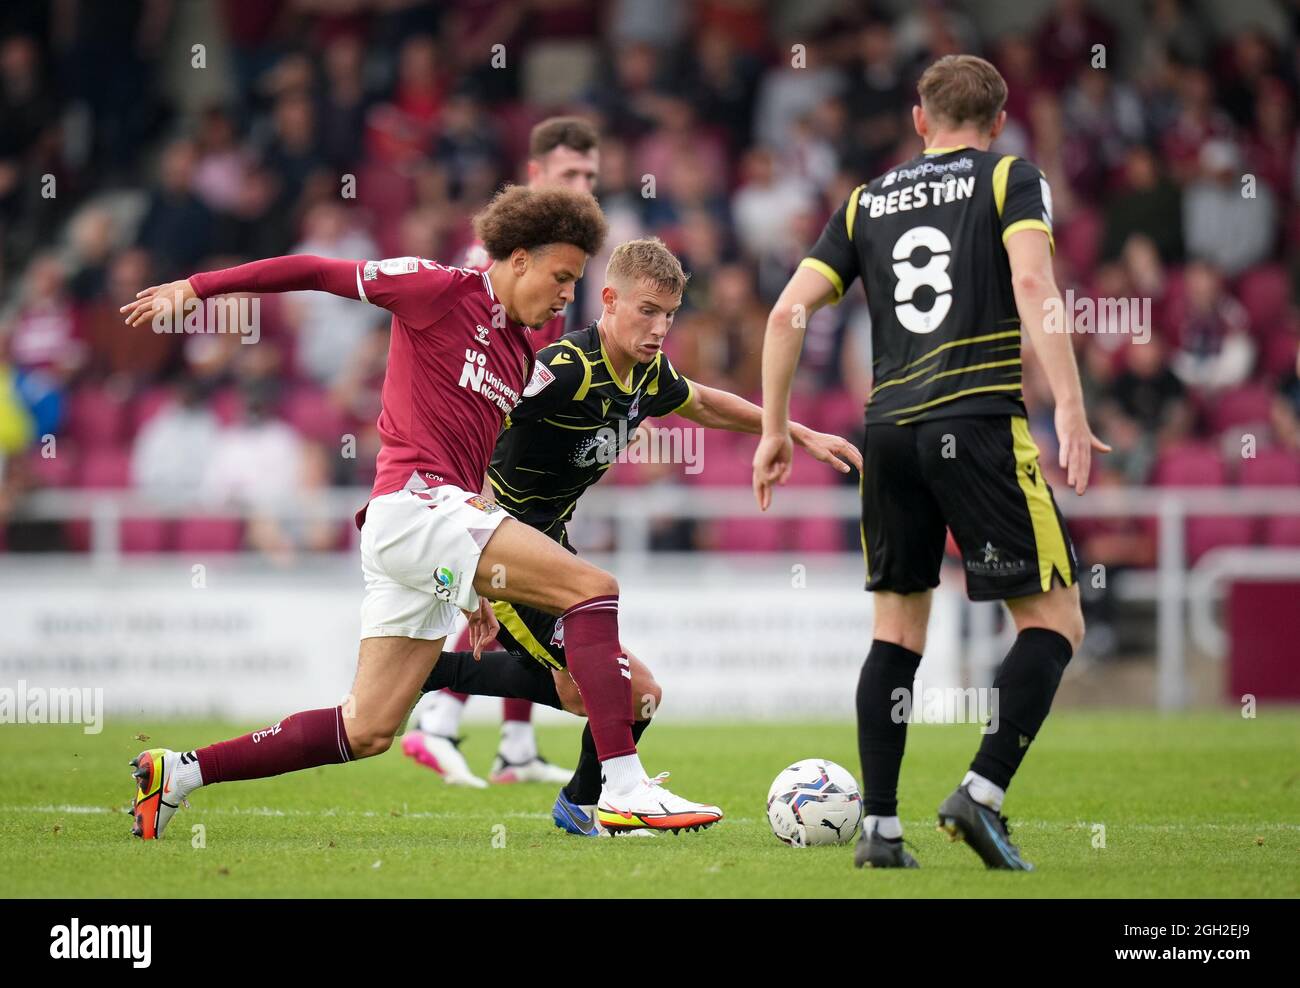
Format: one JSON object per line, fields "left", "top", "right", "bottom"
{"left": 412, "top": 117, "right": 602, "bottom": 788}
{"left": 119, "top": 184, "right": 723, "bottom": 839}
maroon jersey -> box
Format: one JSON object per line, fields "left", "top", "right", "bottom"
{"left": 189, "top": 254, "right": 534, "bottom": 527}
{"left": 462, "top": 238, "right": 569, "bottom": 352}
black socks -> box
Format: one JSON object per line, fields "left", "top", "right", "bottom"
{"left": 857, "top": 639, "right": 924, "bottom": 817}
{"left": 970, "top": 627, "right": 1073, "bottom": 790}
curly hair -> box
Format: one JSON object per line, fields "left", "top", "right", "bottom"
{"left": 473, "top": 184, "right": 608, "bottom": 260}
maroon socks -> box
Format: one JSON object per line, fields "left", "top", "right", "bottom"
{"left": 561, "top": 595, "right": 634, "bottom": 760}
{"left": 195, "top": 706, "right": 353, "bottom": 784}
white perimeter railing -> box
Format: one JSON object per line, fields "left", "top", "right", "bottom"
{"left": 7, "top": 484, "right": 1300, "bottom": 710}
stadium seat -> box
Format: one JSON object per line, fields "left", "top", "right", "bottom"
{"left": 687, "top": 442, "right": 784, "bottom": 551}
{"left": 711, "top": 516, "right": 784, "bottom": 552}
{"left": 175, "top": 517, "right": 245, "bottom": 552}
{"left": 1151, "top": 442, "right": 1251, "bottom": 562}
{"left": 1057, "top": 207, "right": 1102, "bottom": 276}
{"left": 606, "top": 459, "right": 648, "bottom": 486}
{"left": 791, "top": 516, "right": 849, "bottom": 552}
{"left": 1239, "top": 447, "right": 1300, "bottom": 487}
{"left": 814, "top": 389, "right": 866, "bottom": 437}
{"left": 281, "top": 385, "right": 351, "bottom": 444}
{"left": 1185, "top": 516, "right": 1256, "bottom": 562}
{"left": 1262, "top": 327, "right": 1299, "bottom": 377}
{"left": 66, "top": 387, "right": 130, "bottom": 447}
{"left": 79, "top": 447, "right": 132, "bottom": 488}
{"left": 1234, "top": 264, "right": 1290, "bottom": 337}
{"left": 121, "top": 518, "right": 174, "bottom": 553}
{"left": 1240, "top": 447, "right": 1300, "bottom": 546}
{"left": 1262, "top": 516, "right": 1300, "bottom": 546}
{"left": 24, "top": 446, "right": 76, "bottom": 487}
{"left": 1152, "top": 442, "right": 1227, "bottom": 486}
{"left": 1209, "top": 384, "right": 1276, "bottom": 434}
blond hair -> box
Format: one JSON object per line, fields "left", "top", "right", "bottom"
{"left": 917, "top": 54, "right": 1008, "bottom": 131}
{"left": 605, "top": 237, "right": 689, "bottom": 296}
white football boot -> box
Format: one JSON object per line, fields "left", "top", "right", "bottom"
{"left": 489, "top": 752, "right": 574, "bottom": 784}
{"left": 130, "top": 748, "right": 198, "bottom": 840}
{"left": 401, "top": 731, "right": 488, "bottom": 788}
{"left": 597, "top": 772, "right": 723, "bottom": 834}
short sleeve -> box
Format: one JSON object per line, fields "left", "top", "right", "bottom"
{"left": 645, "top": 353, "right": 693, "bottom": 417}
{"left": 509, "top": 341, "right": 588, "bottom": 421}
{"left": 356, "top": 257, "right": 464, "bottom": 328}
{"left": 998, "top": 158, "right": 1055, "bottom": 253}
{"left": 799, "top": 186, "right": 865, "bottom": 303}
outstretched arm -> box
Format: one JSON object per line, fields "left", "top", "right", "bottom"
{"left": 753, "top": 265, "right": 840, "bottom": 509}
{"left": 120, "top": 255, "right": 364, "bottom": 328}
{"left": 677, "top": 381, "right": 861, "bottom": 474}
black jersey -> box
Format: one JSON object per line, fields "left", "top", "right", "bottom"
{"left": 487, "top": 322, "right": 694, "bottom": 533}
{"left": 803, "top": 145, "right": 1054, "bottom": 426}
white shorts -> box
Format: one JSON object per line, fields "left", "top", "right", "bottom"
{"left": 359, "top": 485, "right": 510, "bottom": 641}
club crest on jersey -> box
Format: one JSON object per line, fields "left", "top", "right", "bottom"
{"left": 628, "top": 390, "right": 641, "bottom": 419}
{"left": 464, "top": 495, "right": 500, "bottom": 513}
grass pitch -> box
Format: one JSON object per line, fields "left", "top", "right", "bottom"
{"left": 2, "top": 711, "right": 1297, "bottom": 898}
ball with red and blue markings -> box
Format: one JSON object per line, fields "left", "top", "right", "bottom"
{"left": 766, "top": 758, "right": 864, "bottom": 847}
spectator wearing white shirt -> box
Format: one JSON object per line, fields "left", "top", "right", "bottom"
{"left": 130, "top": 377, "right": 219, "bottom": 498}
{"left": 284, "top": 203, "right": 382, "bottom": 386}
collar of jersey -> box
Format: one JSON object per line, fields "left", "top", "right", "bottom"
{"left": 597, "top": 335, "right": 636, "bottom": 393}
{"left": 923, "top": 144, "right": 969, "bottom": 155}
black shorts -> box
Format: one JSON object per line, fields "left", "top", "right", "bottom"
{"left": 491, "top": 522, "right": 571, "bottom": 669}
{"left": 860, "top": 415, "right": 1078, "bottom": 601}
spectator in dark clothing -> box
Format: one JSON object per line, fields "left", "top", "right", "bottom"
{"left": 317, "top": 33, "right": 370, "bottom": 172}
{"left": 135, "top": 139, "right": 214, "bottom": 279}
{"left": 1100, "top": 145, "right": 1184, "bottom": 263}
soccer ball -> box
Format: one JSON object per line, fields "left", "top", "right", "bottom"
{"left": 766, "top": 758, "right": 864, "bottom": 847}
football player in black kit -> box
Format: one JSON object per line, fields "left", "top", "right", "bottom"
{"left": 755, "top": 55, "right": 1109, "bottom": 870}
{"left": 410, "top": 237, "right": 862, "bottom": 836}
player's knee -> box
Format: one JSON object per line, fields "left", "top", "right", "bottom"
{"left": 635, "top": 680, "right": 662, "bottom": 720}
{"left": 347, "top": 725, "right": 396, "bottom": 759}
{"left": 555, "top": 673, "right": 586, "bottom": 715}
{"left": 1059, "top": 602, "right": 1085, "bottom": 655}
{"left": 1046, "top": 586, "right": 1085, "bottom": 654}
{"left": 1011, "top": 587, "right": 1084, "bottom": 655}
{"left": 558, "top": 567, "right": 618, "bottom": 609}
{"left": 561, "top": 690, "right": 586, "bottom": 716}
{"left": 873, "top": 625, "right": 927, "bottom": 656}
{"left": 582, "top": 568, "right": 619, "bottom": 601}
